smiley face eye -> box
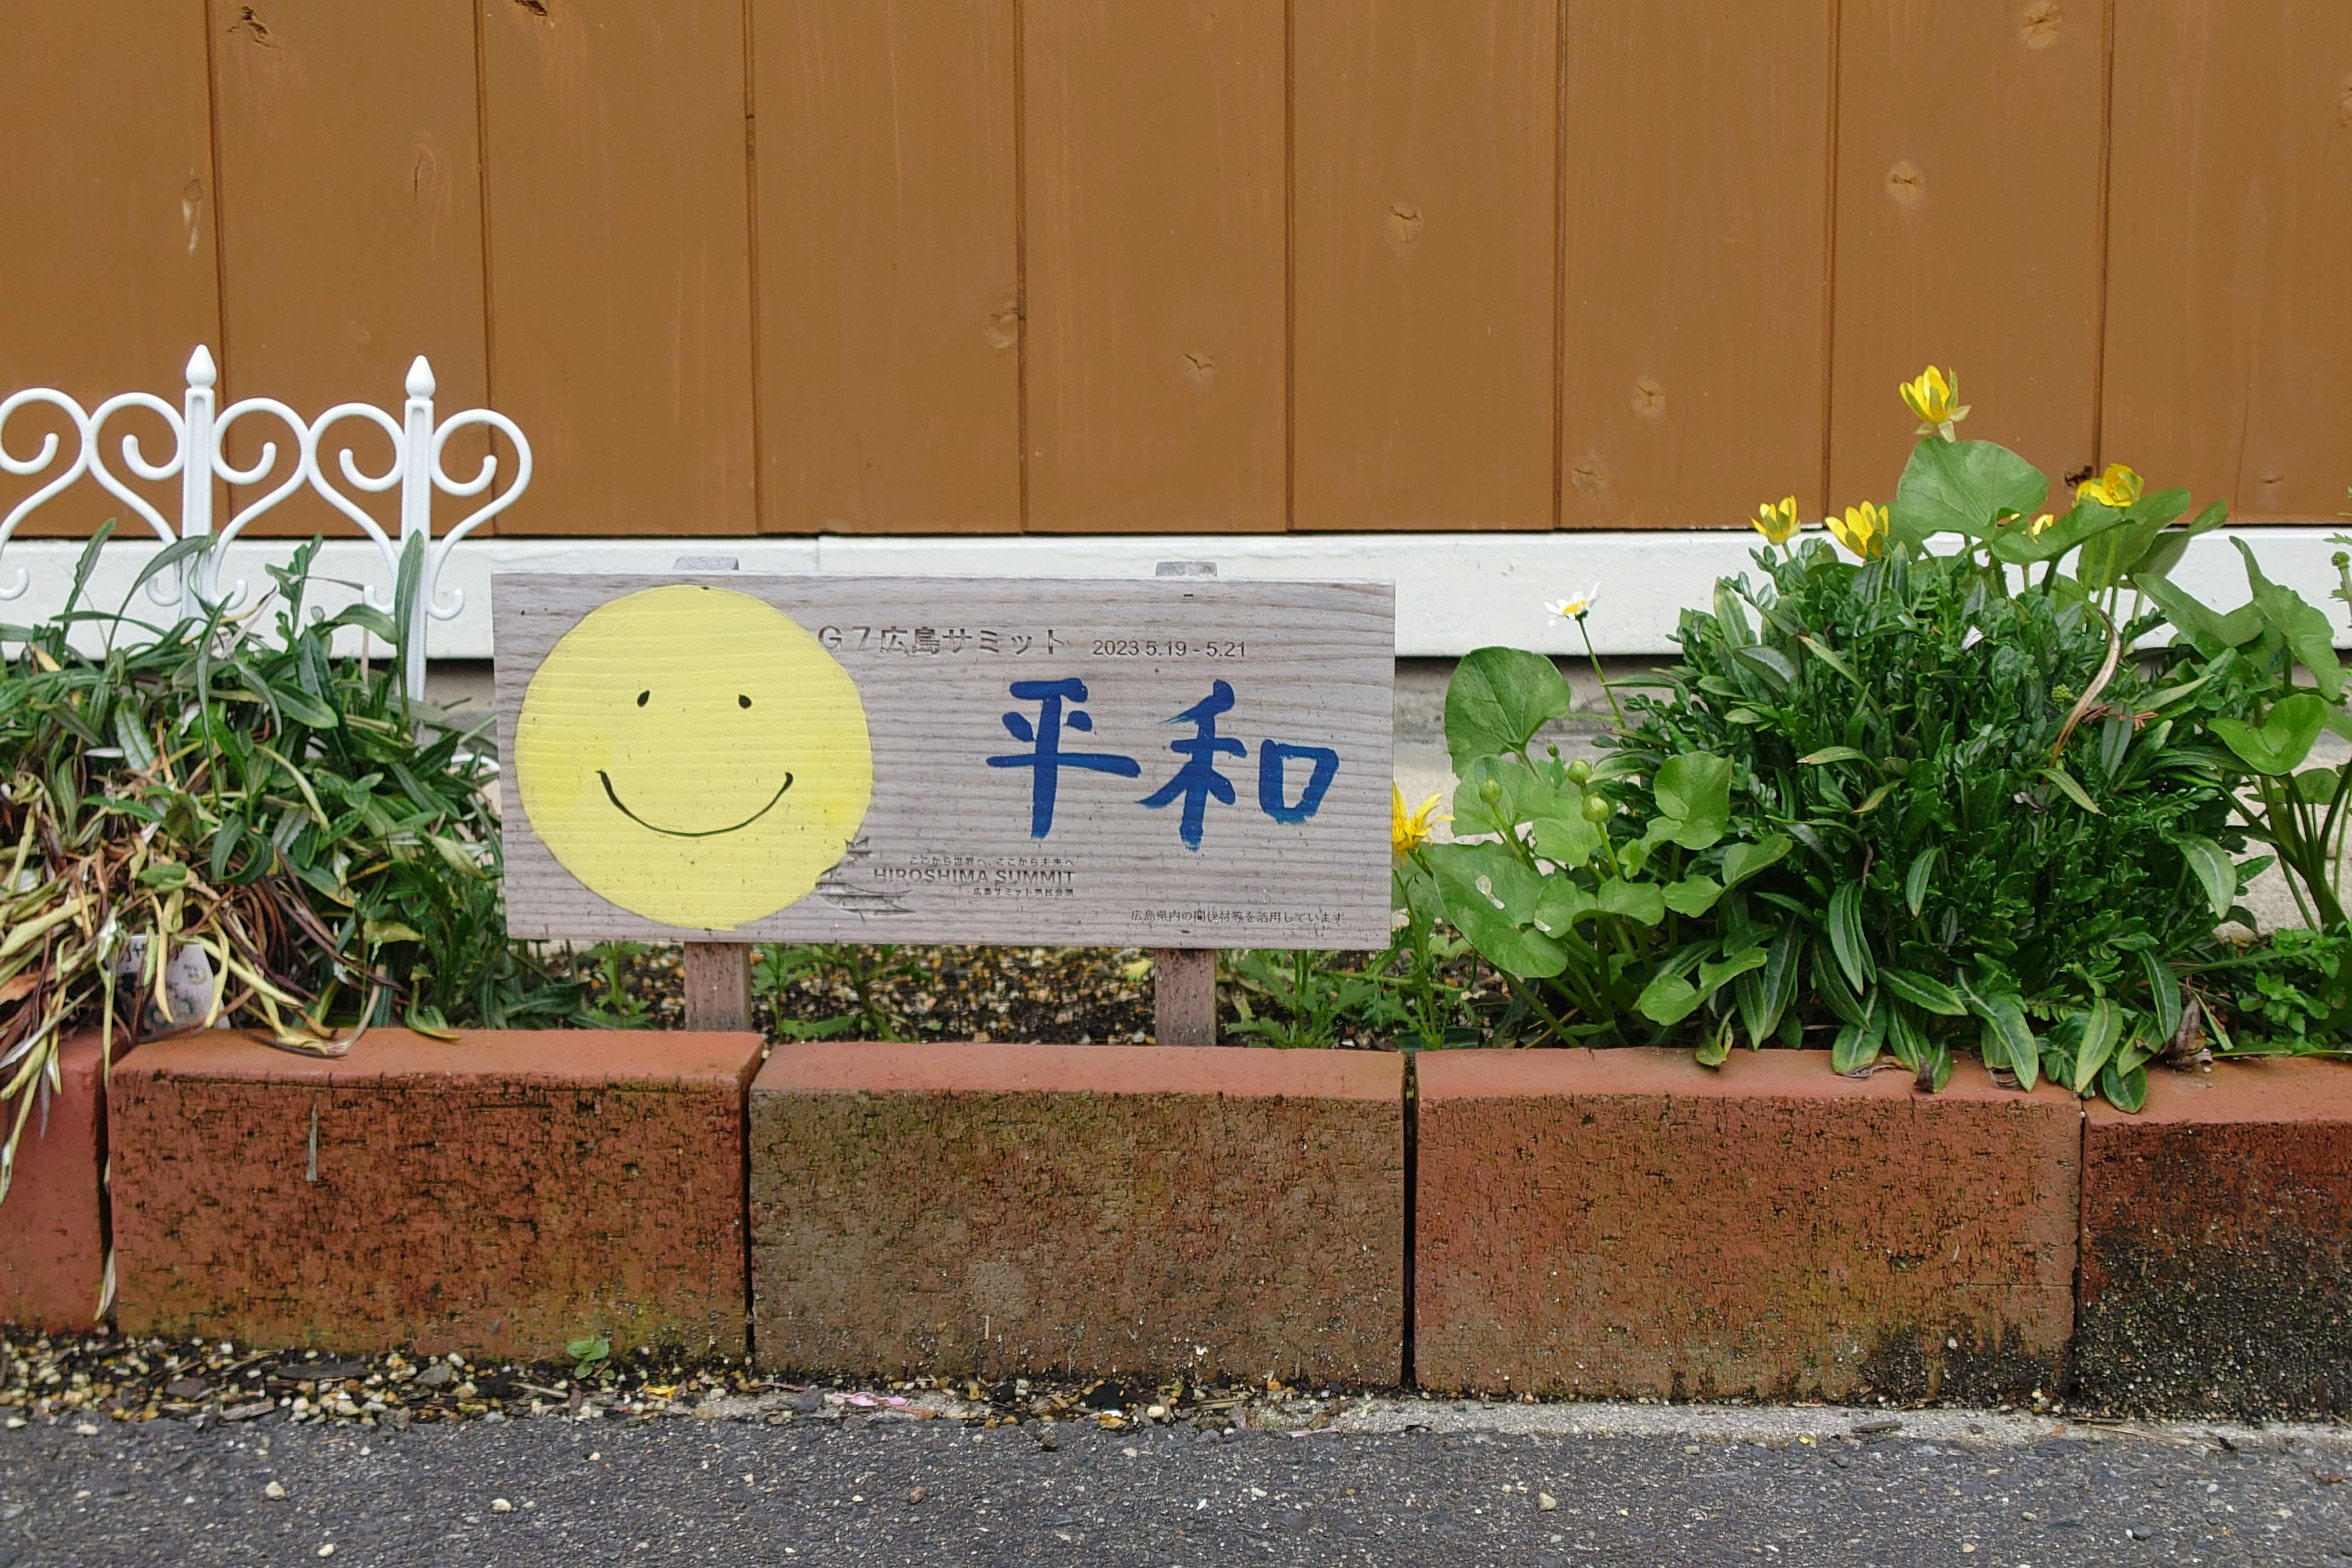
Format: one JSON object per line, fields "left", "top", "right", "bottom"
{"left": 636, "top": 690, "right": 650, "bottom": 707}
{"left": 738, "top": 695, "right": 752, "bottom": 709}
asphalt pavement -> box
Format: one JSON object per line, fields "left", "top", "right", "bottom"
{"left": 4, "top": 1398, "right": 2349, "bottom": 1567}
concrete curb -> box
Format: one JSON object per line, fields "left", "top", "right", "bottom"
{"left": 0, "top": 1031, "right": 111, "bottom": 1333}
{"left": 105, "top": 1028, "right": 763, "bottom": 1360}
{"left": 748, "top": 1042, "right": 1407, "bottom": 1385}
{"left": 1414, "top": 1047, "right": 2080, "bottom": 1403}
{"left": 2078, "top": 1056, "right": 2352, "bottom": 1420}
{"left": 7, "top": 1030, "right": 2350, "bottom": 1422}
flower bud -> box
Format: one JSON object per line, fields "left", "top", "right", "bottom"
{"left": 1581, "top": 794, "right": 1612, "bottom": 824}
{"left": 1565, "top": 759, "right": 1593, "bottom": 785}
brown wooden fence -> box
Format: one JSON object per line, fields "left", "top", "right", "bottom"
{"left": 4, "top": 0, "right": 2347, "bottom": 540}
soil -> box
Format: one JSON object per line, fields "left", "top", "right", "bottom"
{"left": 538, "top": 944, "right": 1162, "bottom": 1044}
{"left": 531, "top": 943, "right": 1494, "bottom": 1049}
{"left": 0, "top": 1331, "right": 1324, "bottom": 1434}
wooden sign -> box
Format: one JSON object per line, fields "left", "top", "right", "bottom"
{"left": 492, "top": 574, "right": 1394, "bottom": 948}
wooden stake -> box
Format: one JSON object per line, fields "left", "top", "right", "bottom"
{"left": 1146, "top": 562, "right": 1223, "bottom": 1047}
{"left": 1152, "top": 948, "right": 1218, "bottom": 1046}
{"left": 682, "top": 942, "right": 753, "bottom": 1033}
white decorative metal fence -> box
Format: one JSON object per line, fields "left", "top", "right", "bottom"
{"left": 0, "top": 347, "right": 531, "bottom": 699}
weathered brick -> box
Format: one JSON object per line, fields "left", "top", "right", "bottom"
{"left": 2078, "top": 1058, "right": 2352, "bottom": 1419}
{"left": 751, "top": 1043, "right": 1404, "bottom": 1385}
{"left": 0, "top": 1031, "right": 110, "bottom": 1331}
{"left": 110, "top": 1028, "right": 760, "bottom": 1360}
{"left": 1415, "top": 1048, "right": 2079, "bottom": 1401}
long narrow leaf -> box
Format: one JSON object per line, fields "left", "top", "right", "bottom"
{"left": 1826, "top": 881, "right": 1874, "bottom": 993}
{"left": 1904, "top": 846, "right": 1937, "bottom": 917}
{"left": 119, "top": 533, "right": 215, "bottom": 619}
{"left": 2038, "top": 763, "right": 2103, "bottom": 815}
{"left": 2073, "top": 1001, "right": 2124, "bottom": 1095}
{"left": 1880, "top": 967, "right": 1966, "bottom": 1017}
{"left": 1961, "top": 981, "right": 2040, "bottom": 1091}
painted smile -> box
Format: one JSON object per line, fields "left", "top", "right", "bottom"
{"left": 598, "top": 771, "right": 794, "bottom": 839}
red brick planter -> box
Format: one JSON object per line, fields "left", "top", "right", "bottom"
{"left": 1415, "top": 1048, "right": 2080, "bottom": 1402}
{"left": 2078, "top": 1057, "right": 2352, "bottom": 1419}
{"left": 0, "top": 1031, "right": 111, "bottom": 1332}
{"left": 109, "top": 1028, "right": 761, "bottom": 1361}
{"left": 750, "top": 1042, "right": 1405, "bottom": 1385}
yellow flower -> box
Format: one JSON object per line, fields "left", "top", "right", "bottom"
{"left": 1751, "top": 496, "right": 1801, "bottom": 547}
{"left": 2075, "top": 463, "right": 2143, "bottom": 509}
{"left": 1826, "top": 501, "right": 1888, "bottom": 561}
{"left": 1392, "top": 783, "right": 1448, "bottom": 859}
{"left": 1899, "top": 366, "right": 1970, "bottom": 440}
{"left": 1543, "top": 583, "right": 1602, "bottom": 622}
{"left": 2027, "top": 512, "right": 2054, "bottom": 537}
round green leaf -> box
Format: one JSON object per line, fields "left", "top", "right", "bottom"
{"left": 1444, "top": 647, "right": 1574, "bottom": 768}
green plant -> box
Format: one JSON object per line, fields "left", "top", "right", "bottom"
{"left": 0, "top": 529, "right": 589, "bottom": 1199}
{"left": 565, "top": 1333, "right": 612, "bottom": 1381}
{"left": 1223, "top": 949, "right": 1380, "bottom": 1049}
{"left": 1605, "top": 379, "right": 2296, "bottom": 1107}
{"left": 2188, "top": 929, "right": 2352, "bottom": 1058}
{"left": 1411, "top": 391, "right": 2352, "bottom": 1096}
{"left": 573, "top": 940, "right": 660, "bottom": 1028}
{"left": 1422, "top": 647, "right": 1779, "bottom": 1050}
{"left": 753, "top": 941, "right": 924, "bottom": 1041}
{"left": 2130, "top": 541, "right": 2351, "bottom": 943}
{"left": 1376, "top": 845, "right": 1485, "bottom": 1049}
{"left": 1215, "top": 788, "right": 1487, "bottom": 1048}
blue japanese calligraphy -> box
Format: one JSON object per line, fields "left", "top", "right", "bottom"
{"left": 987, "top": 678, "right": 1141, "bottom": 839}
{"left": 990, "top": 675, "right": 1344, "bottom": 848}
{"left": 1139, "top": 679, "right": 1248, "bottom": 850}
{"left": 1257, "top": 740, "right": 1339, "bottom": 824}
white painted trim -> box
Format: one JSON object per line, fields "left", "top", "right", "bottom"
{"left": 5, "top": 527, "right": 2345, "bottom": 657}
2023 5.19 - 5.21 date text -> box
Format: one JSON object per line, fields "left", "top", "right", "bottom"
{"left": 1090, "top": 638, "right": 1244, "bottom": 659}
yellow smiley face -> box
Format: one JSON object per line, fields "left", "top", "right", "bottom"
{"left": 514, "top": 584, "right": 873, "bottom": 930}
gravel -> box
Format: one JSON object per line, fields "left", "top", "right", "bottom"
{"left": 546, "top": 943, "right": 1167, "bottom": 1044}
{"left": 0, "top": 1331, "right": 1311, "bottom": 1434}
{"left": 540, "top": 940, "right": 1490, "bottom": 1049}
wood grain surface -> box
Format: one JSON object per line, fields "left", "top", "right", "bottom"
{"left": 1021, "top": 0, "right": 1289, "bottom": 533}
{"left": 478, "top": 0, "right": 756, "bottom": 536}
{"left": 495, "top": 575, "right": 1393, "bottom": 948}
{"left": 1291, "top": 0, "right": 1559, "bottom": 532}
{"left": 208, "top": 0, "right": 490, "bottom": 540}
{"left": 2102, "top": 0, "right": 2352, "bottom": 521}
{"left": 1557, "top": 0, "right": 1833, "bottom": 529}
{"left": 753, "top": 0, "right": 1022, "bottom": 534}
{"left": 0, "top": 0, "right": 219, "bottom": 538}
{"left": 1828, "top": 0, "right": 2105, "bottom": 505}
{"left": 9, "top": 3, "right": 2352, "bottom": 540}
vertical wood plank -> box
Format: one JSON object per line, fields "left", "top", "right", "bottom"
{"left": 0, "top": 0, "right": 219, "bottom": 537}
{"left": 754, "top": 0, "right": 1021, "bottom": 535}
{"left": 1291, "top": 0, "right": 1558, "bottom": 532}
{"left": 1023, "top": 0, "right": 1287, "bottom": 534}
{"left": 1828, "top": 0, "right": 2105, "bottom": 508}
{"left": 209, "top": 0, "right": 489, "bottom": 539}
{"left": 683, "top": 942, "right": 754, "bottom": 1033}
{"left": 480, "top": 0, "right": 756, "bottom": 536}
{"left": 1558, "top": 1, "right": 1833, "bottom": 529}
{"left": 2103, "top": 1, "right": 2352, "bottom": 522}
{"left": 1152, "top": 949, "right": 1219, "bottom": 1046}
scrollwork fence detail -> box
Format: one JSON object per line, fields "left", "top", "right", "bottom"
{"left": 0, "top": 345, "right": 531, "bottom": 699}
